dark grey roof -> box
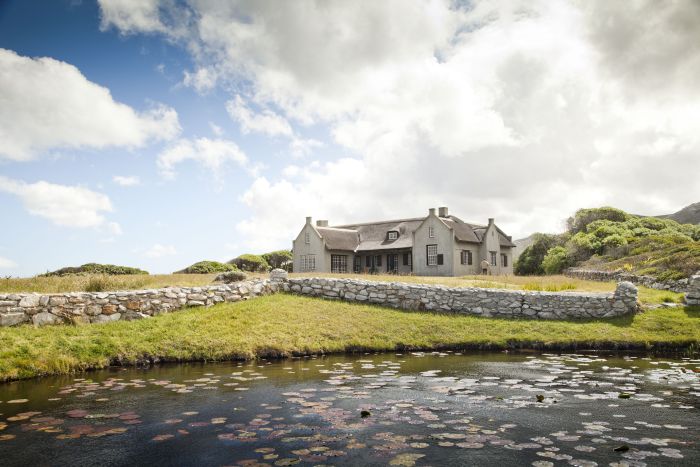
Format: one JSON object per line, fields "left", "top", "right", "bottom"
{"left": 322, "top": 213, "right": 513, "bottom": 252}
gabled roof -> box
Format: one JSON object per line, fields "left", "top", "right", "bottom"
{"left": 317, "top": 211, "right": 514, "bottom": 252}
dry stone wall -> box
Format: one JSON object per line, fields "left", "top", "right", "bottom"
{"left": 564, "top": 268, "right": 690, "bottom": 293}
{"left": 686, "top": 273, "right": 700, "bottom": 306}
{"left": 0, "top": 279, "right": 280, "bottom": 327}
{"left": 0, "top": 271, "right": 640, "bottom": 327}
{"left": 283, "top": 277, "right": 639, "bottom": 320}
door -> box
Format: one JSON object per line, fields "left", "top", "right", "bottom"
{"left": 387, "top": 254, "right": 398, "bottom": 274}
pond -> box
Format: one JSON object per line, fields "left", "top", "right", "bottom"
{"left": 0, "top": 352, "right": 698, "bottom": 466}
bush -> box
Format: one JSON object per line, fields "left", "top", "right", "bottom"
{"left": 542, "top": 246, "right": 572, "bottom": 275}
{"left": 566, "top": 207, "right": 629, "bottom": 234}
{"left": 41, "top": 263, "right": 148, "bottom": 276}
{"left": 261, "top": 250, "right": 293, "bottom": 271}
{"left": 176, "top": 261, "right": 239, "bottom": 274}
{"left": 229, "top": 254, "right": 270, "bottom": 272}
{"left": 514, "top": 233, "right": 562, "bottom": 275}
{"left": 214, "top": 271, "right": 248, "bottom": 283}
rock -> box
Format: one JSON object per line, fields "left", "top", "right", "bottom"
{"left": 102, "top": 304, "right": 118, "bottom": 315}
{"left": 125, "top": 300, "right": 142, "bottom": 311}
{"left": 18, "top": 294, "right": 40, "bottom": 307}
{"left": 48, "top": 296, "right": 67, "bottom": 306}
{"left": 270, "top": 269, "right": 288, "bottom": 281}
{"left": 0, "top": 312, "right": 29, "bottom": 327}
{"left": 92, "top": 313, "right": 121, "bottom": 324}
{"left": 32, "top": 312, "right": 62, "bottom": 326}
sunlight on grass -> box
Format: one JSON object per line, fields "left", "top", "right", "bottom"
{"left": 0, "top": 294, "right": 698, "bottom": 382}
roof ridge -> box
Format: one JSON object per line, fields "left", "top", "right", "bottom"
{"left": 332, "top": 216, "right": 426, "bottom": 228}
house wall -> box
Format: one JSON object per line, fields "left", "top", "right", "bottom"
{"left": 453, "top": 241, "right": 480, "bottom": 276}
{"left": 412, "top": 213, "right": 454, "bottom": 276}
{"left": 478, "top": 222, "right": 513, "bottom": 275}
{"left": 324, "top": 249, "right": 357, "bottom": 273}
{"left": 355, "top": 250, "right": 413, "bottom": 274}
{"left": 292, "top": 222, "right": 327, "bottom": 273}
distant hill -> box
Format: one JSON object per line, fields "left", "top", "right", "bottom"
{"left": 513, "top": 235, "right": 536, "bottom": 261}
{"left": 657, "top": 202, "right": 700, "bottom": 225}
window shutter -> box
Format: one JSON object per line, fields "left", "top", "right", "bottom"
{"left": 437, "top": 254, "right": 443, "bottom": 265}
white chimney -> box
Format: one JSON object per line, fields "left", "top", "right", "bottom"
{"left": 438, "top": 206, "right": 449, "bottom": 217}
{"left": 305, "top": 216, "right": 312, "bottom": 225}
{"left": 316, "top": 220, "right": 328, "bottom": 227}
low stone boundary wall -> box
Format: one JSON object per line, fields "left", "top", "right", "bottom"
{"left": 0, "top": 270, "right": 640, "bottom": 327}
{"left": 564, "top": 268, "right": 690, "bottom": 294}
{"left": 0, "top": 279, "right": 279, "bottom": 327}
{"left": 283, "top": 277, "right": 639, "bottom": 320}
{"left": 686, "top": 273, "right": 700, "bottom": 306}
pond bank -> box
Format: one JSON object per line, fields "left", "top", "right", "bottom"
{"left": 1, "top": 294, "right": 698, "bottom": 382}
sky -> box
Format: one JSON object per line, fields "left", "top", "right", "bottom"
{"left": 0, "top": 0, "right": 699, "bottom": 277}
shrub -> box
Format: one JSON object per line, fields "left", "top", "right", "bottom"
{"left": 41, "top": 263, "right": 148, "bottom": 276}
{"left": 566, "top": 207, "right": 629, "bottom": 234}
{"left": 261, "top": 250, "right": 293, "bottom": 271}
{"left": 85, "top": 275, "right": 110, "bottom": 292}
{"left": 229, "top": 254, "right": 270, "bottom": 272}
{"left": 214, "top": 271, "right": 248, "bottom": 283}
{"left": 176, "top": 261, "right": 239, "bottom": 274}
{"left": 514, "top": 233, "right": 562, "bottom": 275}
{"left": 542, "top": 246, "right": 572, "bottom": 275}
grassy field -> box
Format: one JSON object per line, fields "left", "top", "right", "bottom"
{"left": 0, "top": 294, "right": 698, "bottom": 382}
{"left": 0, "top": 273, "right": 684, "bottom": 304}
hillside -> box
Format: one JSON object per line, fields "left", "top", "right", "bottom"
{"left": 515, "top": 206, "right": 700, "bottom": 280}
{"left": 658, "top": 202, "right": 700, "bottom": 225}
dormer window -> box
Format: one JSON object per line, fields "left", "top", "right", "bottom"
{"left": 387, "top": 231, "right": 398, "bottom": 241}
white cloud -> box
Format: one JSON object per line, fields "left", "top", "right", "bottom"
{"left": 106, "top": 221, "right": 123, "bottom": 235}
{"left": 145, "top": 243, "right": 177, "bottom": 258}
{"left": 209, "top": 122, "right": 224, "bottom": 136}
{"left": 104, "top": 0, "right": 700, "bottom": 247}
{"left": 226, "top": 95, "right": 293, "bottom": 137}
{"left": 0, "top": 176, "right": 113, "bottom": 228}
{"left": 156, "top": 137, "right": 249, "bottom": 180}
{"left": 0, "top": 48, "right": 180, "bottom": 161}
{"left": 0, "top": 256, "right": 17, "bottom": 269}
{"left": 113, "top": 175, "right": 141, "bottom": 186}
{"left": 98, "top": 0, "right": 165, "bottom": 34}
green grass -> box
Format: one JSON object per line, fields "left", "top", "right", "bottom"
{"left": 1, "top": 294, "right": 698, "bottom": 382}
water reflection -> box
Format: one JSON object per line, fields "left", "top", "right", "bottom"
{"left": 0, "top": 352, "right": 698, "bottom": 466}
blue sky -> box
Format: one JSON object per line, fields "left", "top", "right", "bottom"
{"left": 1, "top": 0, "right": 699, "bottom": 276}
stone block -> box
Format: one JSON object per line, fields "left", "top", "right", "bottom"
{"left": 1, "top": 312, "right": 29, "bottom": 326}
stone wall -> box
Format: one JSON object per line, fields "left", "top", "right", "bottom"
{"left": 283, "top": 276, "right": 639, "bottom": 319}
{"left": 686, "top": 273, "right": 700, "bottom": 306}
{"left": 0, "top": 279, "right": 280, "bottom": 327}
{"left": 564, "top": 268, "right": 690, "bottom": 294}
{"left": 0, "top": 271, "right": 641, "bottom": 327}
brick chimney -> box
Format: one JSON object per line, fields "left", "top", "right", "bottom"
{"left": 438, "top": 206, "right": 449, "bottom": 217}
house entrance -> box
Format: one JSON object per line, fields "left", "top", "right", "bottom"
{"left": 387, "top": 254, "right": 399, "bottom": 273}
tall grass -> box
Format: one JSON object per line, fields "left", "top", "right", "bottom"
{"left": 0, "top": 274, "right": 217, "bottom": 294}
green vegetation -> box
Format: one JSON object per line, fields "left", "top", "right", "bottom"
{"left": 40, "top": 263, "right": 148, "bottom": 276}
{"left": 515, "top": 206, "right": 700, "bottom": 278}
{"left": 261, "top": 250, "right": 293, "bottom": 270}
{"left": 0, "top": 294, "right": 697, "bottom": 381}
{"left": 175, "top": 261, "right": 239, "bottom": 274}
{"left": 229, "top": 253, "right": 270, "bottom": 272}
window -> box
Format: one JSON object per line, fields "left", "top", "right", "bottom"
{"left": 300, "top": 255, "right": 306, "bottom": 271}
{"left": 365, "top": 256, "right": 371, "bottom": 268}
{"left": 376, "top": 255, "right": 382, "bottom": 267}
{"left": 490, "top": 251, "right": 497, "bottom": 266}
{"left": 427, "top": 244, "right": 437, "bottom": 266}
{"left": 307, "top": 255, "right": 316, "bottom": 271}
{"left": 331, "top": 255, "right": 347, "bottom": 273}
{"left": 388, "top": 231, "right": 398, "bottom": 241}
{"left": 501, "top": 254, "right": 508, "bottom": 267}
{"left": 403, "top": 253, "right": 409, "bottom": 266}
{"left": 353, "top": 256, "right": 361, "bottom": 273}
{"left": 428, "top": 226, "right": 435, "bottom": 238}
{"left": 304, "top": 232, "right": 310, "bottom": 244}
{"left": 460, "top": 250, "right": 473, "bottom": 265}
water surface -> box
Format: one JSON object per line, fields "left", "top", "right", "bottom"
{"left": 0, "top": 352, "right": 698, "bottom": 466}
